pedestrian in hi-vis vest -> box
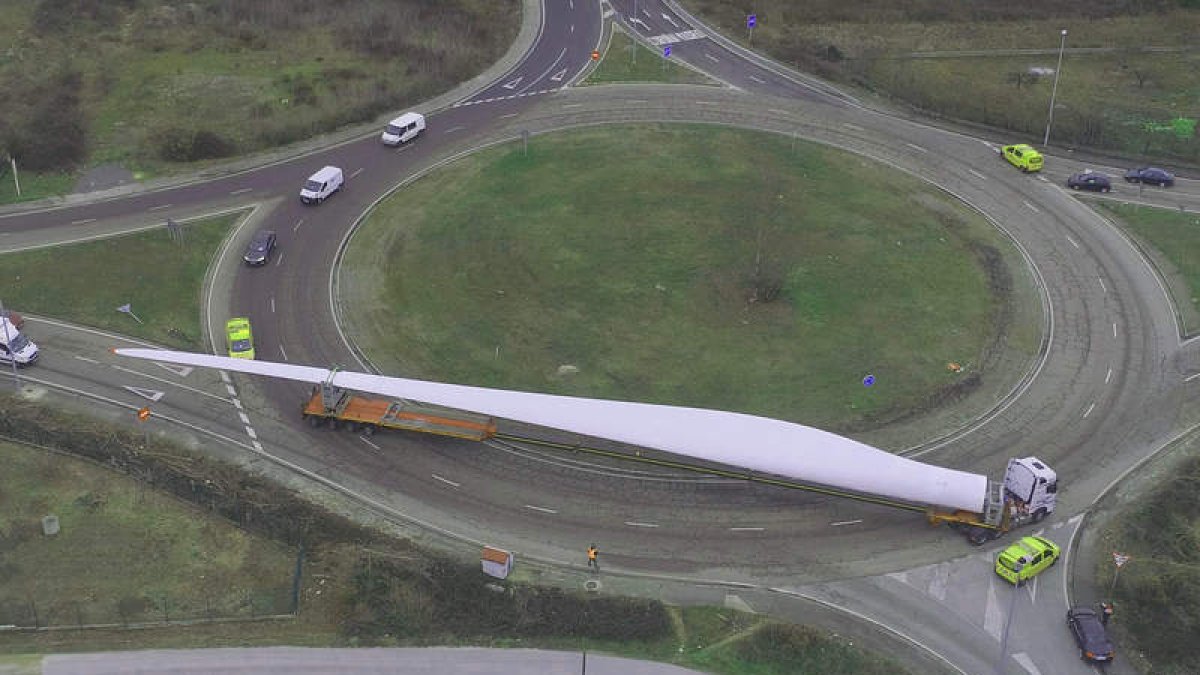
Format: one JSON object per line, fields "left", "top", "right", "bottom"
{"left": 587, "top": 544, "right": 599, "bottom": 573}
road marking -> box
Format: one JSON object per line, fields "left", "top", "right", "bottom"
{"left": 768, "top": 108, "right": 789, "bottom": 115}
{"left": 70, "top": 218, "right": 96, "bottom": 225}
{"left": 443, "top": 126, "right": 465, "bottom": 134}
{"left": 905, "top": 142, "right": 927, "bottom": 153}
{"left": 1098, "top": 276, "right": 1106, "bottom": 294}
{"left": 225, "top": 384, "right": 238, "bottom": 397}
{"left": 219, "top": 371, "right": 231, "bottom": 384}
{"left": 569, "top": 0, "right": 572, "bottom": 8}
{"left": 238, "top": 411, "right": 251, "bottom": 425}
{"left": 232, "top": 398, "right": 243, "bottom": 410}
{"left": 928, "top": 563, "right": 950, "bottom": 601}
{"left": 359, "top": 436, "right": 381, "bottom": 451}
{"left": 724, "top": 594, "right": 755, "bottom": 613}
{"left": 979, "top": 139, "right": 997, "bottom": 150}
{"left": 1105, "top": 367, "right": 1112, "bottom": 384}
{"left": 1012, "top": 652, "right": 1043, "bottom": 675}
{"left": 885, "top": 571, "right": 908, "bottom": 584}
{"left": 629, "top": 16, "right": 649, "bottom": 30}
{"left": 983, "top": 583, "right": 1003, "bottom": 640}
{"left": 1066, "top": 235, "right": 1080, "bottom": 249}
{"left": 245, "top": 426, "right": 258, "bottom": 440}
{"left": 625, "top": 521, "right": 660, "bottom": 528}
{"left": 74, "top": 355, "right": 99, "bottom": 364}
{"left": 154, "top": 362, "right": 193, "bottom": 377}
{"left": 500, "top": 112, "right": 518, "bottom": 119}
{"left": 704, "top": 52, "right": 719, "bottom": 62}
{"left": 1185, "top": 372, "right": 1200, "bottom": 382}
{"left": 279, "top": 344, "right": 288, "bottom": 362}
{"left": 550, "top": 67, "right": 568, "bottom": 82}
{"left": 1036, "top": 175, "right": 1048, "bottom": 182}
{"left": 1083, "top": 402, "right": 1095, "bottom": 419}
{"left": 830, "top": 519, "right": 863, "bottom": 526}
{"left": 502, "top": 76, "right": 524, "bottom": 90}
{"left": 698, "top": 100, "right": 717, "bottom": 105}
{"left": 842, "top": 123, "right": 863, "bottom": 131}
{"left": 628, "top": 99, "right": 648, "bottom": 104}
{"left": 229, "top": 188, "right": 252, "bottom": 195}
{"left": 293, "top": 218, "right": 304, "bottom": 232}
{"left": 270, "top": 296, "right": 275, "bottom": 313}
{"left": 570, "top": 23, "right": 574, "bottom": 34}
{"left": 1112, "top": 322, "right": 1118, "bottom": 338}
{"left": 662, "top": 12, "right": 679, "bottom": 28}
{"left": 969, "top": 169, "right": 987, "bottom": 180}
{"left": 729, "top": 527, "right": 765, "bottom": 532}
{"left": 349, "top": 167, "right": 364, "bottom": 179}
{"left": 148, "top": 204, "right": 173, "bottom": 211}
{"left": 252, "top": 440, "right": 263, "bottom": 453}
{"left": 525, "top": 504, "right": 557, "bottom": 514}
{"left": 1023, "top": 200, "right": 1040, "bottom": 213}
{"left": 562, "top": 103, "right": 583, "bottom": 109}
{"left": 275, "top": 252, "right": 284, "bottom": 266}
{"left": 122, "top": 386, "right": 164, "bottom": 402}
{"left": 432, "top": 474, "right": 461, "bottom": 488}
{"left": 643, "top": 8, "right": 651, "bottom": 18}
{"left": 749, "top": 74, "right": 765, "bottom": 84}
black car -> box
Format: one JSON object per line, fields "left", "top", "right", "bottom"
{"left": 1066, "top": 607, "right": 1115, "bottom": 663}
{"left": 243, "top": 230, "right": 277, "bottom": 266}
{"left": 1124, "top": 166, "right": 1175, "bottom": 186}
{"left": 1067, "top": 171, "right": 1112, "bottom": 192}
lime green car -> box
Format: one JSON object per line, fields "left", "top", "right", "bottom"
{"left": 225, "top": 317, "right": 255, "bottom": 360}
{"left": 995, "top": 535, "right": 1060, "bottom": 584}
{"left": 1002, "top": 144, "right": 1044, "bottom": 173}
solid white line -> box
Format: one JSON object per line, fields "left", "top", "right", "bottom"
{"left": 625, "top": 521, "right": 659, "bottom": 528}
{"left": 443, "top": 126, "right": 465, "bottom": 134}
{"left": 1098, "top": 277, "right": 1107, "bottom": 294}
{"left": 525, "top": 504, "right": 557, "bottom": 514}
{"left": 270, "top": 297, "right": 275, "bottom": 313}
{"left": 232, "top": 398, "right": 243, "bottom": 410}
{"left": 697, "top": 100, "right": 717, "bottom": 105}
{"left": 842, "top": 123, "right": 863, "bottom": 131}
{"left": 293, "top": 219, "right": 304, "bottom": 232}
{"left": 749, "top": 74, "right": 765, "bottom": 84}
{"left": 225, "top": 384, "right": 238, "bottom": 397}
{"left": 70, "top": 218, "right": 96, "bottom": 225}
{"left": 1105, "top": 367, "right": 1112, "bottom": 384}
{"left": 968, "top": 169, "right": 987, "bottom": 180}
{"left": 562, "top": 103, "right": 583, "bottom": 109}
{"left": 238, "top": 412, "right": 251, "bottom": 425}
{"left": 279, "top": 344, "right": 288, "bottom": 362}
{"left": 1066, "top": 235, "right": 1080, "bottom": 249}
{"left": 1185, "top": 372, "right": 1200, "bottom": 382}
{"left": 704, "top": 53, "right": 719, "bottom": 62}
{"left": 74, "top": 355, "right": 100, "bottom": 364}
{"left": 229, "top": 188, "right": 252, "bottom": 195}
{"left": 1112, "top": 322, "right": 1118, "bottom": 338}
{"left": 905, "top": 142, "right": 927, "bottom": 153}
{"left": 830, "top": 519, "right": 863, "bottom": 527}
{"left": 245, "top": 426, "right": 258, "bottom": 440}
{"left": 431, "top": 474, "right": 461, "bottom": 488}
{"left": 729, "top": 527, "right": 765, "bottom": 532}
{"left": 500, "top": 112, "right": 518, "bottom": 119}
{"left": 349, "top": 167, "right": 365, "bottom": 179}
{"left": 359, "top": 436, "right": 381, "bottom": 450}
{"left": 1023, "top": 200, "right": 1040, "bottom": 213}
{"left": 148, "top": 204, "right": 173, "bottom": 211}
{"left": 1083, "top": 403, "right": 1095, "bottom": 419}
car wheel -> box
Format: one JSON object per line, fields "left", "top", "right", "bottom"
{"left": 1103, "top": 187, "right": 1111, "bottom": 193}
{"left": 1070, "top": 184, "right": 1079, "bottom": 190}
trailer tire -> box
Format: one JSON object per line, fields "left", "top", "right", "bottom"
{"left": 362, "top": 425, "right": 376, "bottom": 436}
{"left": 306, "top": 415, "right": 322, "bottom": 428}
{"left": 1032, "top": 508, "right": 1047, "bottom": 523}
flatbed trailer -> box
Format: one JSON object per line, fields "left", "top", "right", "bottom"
{"left": 302, "top": 381, "right": 495, "bottom": 441}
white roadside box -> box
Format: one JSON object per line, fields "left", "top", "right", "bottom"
{"left": 299, "top": 166, "right": 344, "bottom": 205}
{"left": 481, "top": 545, "right": 513, "bottom": 580}
{"left": 381, "top": 112, "right": 426, "bottom": 146}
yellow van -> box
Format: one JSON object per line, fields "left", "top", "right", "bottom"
{"left": 1002, "top": 144, "right": 1043, "bottom": 173}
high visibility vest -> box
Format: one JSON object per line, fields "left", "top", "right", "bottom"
{"left": 587, "top": 547, "right": 597, "bottom": 560}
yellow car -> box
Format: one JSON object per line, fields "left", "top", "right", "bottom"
{"left": 1002, "top": 144, "right": 1043, "bottom": 173}
{"left": 995, "top": 535, "right": 1060, "bottom": 584}
{"left": 225, "top": 317, "right": 255, "bottom": 360}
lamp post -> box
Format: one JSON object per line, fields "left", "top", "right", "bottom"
{"left": 1043, "top": 29, "right": 1068, "bottom": 147}
{"left": 995, "top": 561, "right": 1025, "bottom": 675}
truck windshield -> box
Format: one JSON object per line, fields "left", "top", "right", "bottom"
{"left": 385, "top": 124, "right": 402, "bottom": 136}
{"left": 303, "top": 180, "right": 322, "bottom": 192}
{"left": 9, "top": 333, "right": 29, "bottom": 352}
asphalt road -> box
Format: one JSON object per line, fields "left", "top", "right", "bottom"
{"left": 2, "top": 1, "right": 1197, "bottom": 674}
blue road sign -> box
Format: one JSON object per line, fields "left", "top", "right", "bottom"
{"left": 862, "top": 374, "right": 875, "bottom": 387}
{"left": 747, "top": 14, "right": 757, "bottom": 28}
{"left": 663, "top": 44, "right": 672, "bottom": 58}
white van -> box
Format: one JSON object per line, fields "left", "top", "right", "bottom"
{"left": 0, "top": 316, "right": 38, "bottom": 366}
{"left": 300, "top": 166, "right": 344, "bottom": 205}
{"left": 380, "top": 112, "right": 426, "bottom": 146}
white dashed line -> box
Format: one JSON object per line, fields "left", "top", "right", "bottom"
{"left": 500, "top": 112, "right": 518, "bottom": 119}
{"left": 252, "top": 440, "right": 264, "bottom": 453}
{"left": 1066, "top": 235, "right": 1080, "bottom": 249}
{"left": 1012, "top": 652, "right": 1043, "bottom": 675}
{"left": 359, "top": 436, "right": 381, "bottom": 450}
{"left": 842, "top": 123, "right": 863, "bottom": 131}
{"left": 629, "top": 99, "right": 648, "bottom": 103}
{"left": 525, "top": 504, "right": 557, "bottom": 514}
{"left": 279, "top": 344, "right": 289, "bottom": 362}
{"left": 71, "top": 218, "right": 97, "bottom": 225}
{"left": 275, "top": 253, "right": 284, "bottom": 266}
{"left": 768, "top": 108, "right": 788, "bottom": 115}
{"left": 232, "top": 398, "right": 243, "bottom": 410}
{"left": 238, "top": 412, "right": 251, "bottom": 425}
{"left": 443, "top": 126, "right": 465, "bottom": 134}
{"left": 148, "top": 204, "right": 173, "bottom": 212}
{"left": 432, "top": 474, "right": 461, "bottom": 488}
{"left": 570, "top": 23, "right": 574, "bottom": 33}
{"left": 749, "top": 74, "right": 765, "bottom": 84}
{"left": 225, "top": 384, "right": 238, "bottom": 397}
{"left": 562, "top": 103, "right": 583, "bottom": 109}
{"left": 1098, "top": 277, "right": 1107, "bottom": 294}
{"left": 74, "top": 355, "right": 100, "bottom": 364}
{"left": 1105, "top": 367, "right": 1112, "bottom": 384}
{"left": 229, "top": 188, "right": 252, "bottom": 195}
{"left": 729, "top": 527, "right": 765, "bottom": 532}
{"left": 245, "top": 426, "right": 258, "bottom": 440}
{"left": 704, "top": 53, "right": 719, "bottom": 62}
{"left": 830, "top": 519, "right": 863, "bottom": 527}
{"left": 905, "top": 142, "right": 927, "bottom": 153}
{"left": 293, "top": 219, "right": 304, "bottom": 232}
{"left": 270, "top": 297, "right": 275, "bottom": 313}
{"left": 969, "top": 169, "right": 987, "bottom": 180}
{"left": 624, "top": 521, "right": 659, "bottom": 528}
{"left": 1023, "top": 200, "right": 1040, "bottom": 213}
{"left": 1185, "top": 372, "right": 1200, "bottom": 383}
{"left": 219, "top": 371, "right": 231, "bottom": 384}
{"left": 349, "top": 168, "right": 365, "bottom": 179}
{"left": 697, "top": 100, "right": 717, "bottom": 105}
{"left": 1083, "top": 403, "right": 1096, "bottom": 419}
{"left": 1112, "top": 322, "right": 1118, "bottom": 338}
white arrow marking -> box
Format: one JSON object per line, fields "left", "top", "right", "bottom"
{"left": 123, "top": 386, "right": 164, "bottom": 402}
{"left": 550, "top": 68, "right": 568, "bottom": 82}
{"left": 502, "top": 76, "right": 524, "bottom": 90}
{"left": 662, "top": 13, "right": 679, "bottom": 28}
{"left": 154, "top": 362, "right": 194, "bottom": 377}
{"left": 1012, "top": 653, "right": 1043, "bottom": 675}
{"left": 629, "top": 17, "right": 649, "bottom": 30}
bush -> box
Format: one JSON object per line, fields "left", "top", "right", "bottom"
{"left": 735, "top": 622, "right": 902, "bottom": 674}
{"left": 2, "top": 68, "right": 88, "bottom": 172}
{"left": 154, "top": 127, "right": 236, "bottom": 162}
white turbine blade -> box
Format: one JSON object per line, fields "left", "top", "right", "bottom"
{"left": 115, "top": 348, "right": 987, "bottom": 513}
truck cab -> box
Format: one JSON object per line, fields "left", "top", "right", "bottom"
{"left": 1004, "top": 457, "right": 1057, "bottom": 522}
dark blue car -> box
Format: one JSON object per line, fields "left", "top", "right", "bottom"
{"left": 1067, "top": 171, "right": 1112, "bottom": 192}
{"left": 1067, "top": 607, "right": 1115, "bottom": 663}
{"left": 1124, "top": 166, "right": 1175, "bottom": 186}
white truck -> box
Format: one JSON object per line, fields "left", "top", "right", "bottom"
{"left": 926, "top": 457, "right": 1058, "bottom": 545}
{"left": 0, "top": 316, "right": 39, "bottom": 366}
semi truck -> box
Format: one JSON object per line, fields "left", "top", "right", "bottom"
{"left": 302, "top": 380, "right": 496, "bottom": 441}
{"left": 926, "top": 457, "right": 1058, "bottom": 544}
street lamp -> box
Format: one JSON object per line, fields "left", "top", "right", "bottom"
{"left": 1043, "top": 29, "right": 1068, "bottom": 147}
{"left": 995, "top": 560, "right": 1025, "bottom": 675}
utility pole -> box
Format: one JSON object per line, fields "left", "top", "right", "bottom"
{"left": 1043, "top": 29, "right": 1068, "bottom": 147}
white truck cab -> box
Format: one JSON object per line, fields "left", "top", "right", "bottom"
{"left": 299, "top": 166, "right": 344, "bottom": 205}
{"left": 1004, "top": 457, "right": 1057, "bottom": 521}
{"left": 0, "top": 316, "right": 39, "bottom": 366}
{"left": 380, "top": 112, "right": 426, "bottom": 146}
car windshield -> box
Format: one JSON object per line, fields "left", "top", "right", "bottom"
{"left": 231, "top": 339, "right": 251, "bottom": 352}
{"left": 303, "top": 180, "right": 322, "bottom": 192}
{"left": 385, "top": 124, "right": 402, "bottom": 135}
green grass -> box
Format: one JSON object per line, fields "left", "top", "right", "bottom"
{"left": 0, "top": 440, "right": 294, "bottom": 628}
{"left": 585, "top": 28, "right": 713, "bottom": 86}
{"left": 1095, "top": 202, "right": 1200, "bottom": 335}
{"left": 341, "top": 124, "right": 1023, "bottom": 431}
{"left": 0, "top": 212, "right": 241, "bottom": 348}
{"left": 0, "top": 170, "right": 76, "bottom": 206}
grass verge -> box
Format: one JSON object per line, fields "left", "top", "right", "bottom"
{"left": 0, "top": 170, "right": 76, "bottom": 207}
{"left": 585, "top": 28, "right": 713, "bottom": 86}
{"left": 341, "top": 124, "right": 1027, "bottom": 432}
{"left": 0, "top": 211, "right": 242, "bottom": 349}
{"left": 1095, "top": 202, "right": 1200, "bottom": 335}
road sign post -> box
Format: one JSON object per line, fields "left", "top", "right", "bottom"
{"left": 747, "top": 14, "right": 756, "bottom": 46}
{"left": 1109, "top": 551, "right": 1131, "bottom": 596}
{"left": 137, "top": 406, "right": 151, "bottom": 447}
{"left": 117, "top": 303, "right": 143, "bottom": 324}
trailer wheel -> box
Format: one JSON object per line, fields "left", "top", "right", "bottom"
{"left": 1032, "top": 508, "right": 1047, "bottom": 523}
{"left": 306, "top": 415, "right": 323, "bottom": 428}
{"left": 362, "top": 425, "right": 376, "bottom": 436}
{"left": 346, "top": 422, "right": 360, "bottom": 433}
{"left": 330, "top": 419, "right": 341, "bottom": 431}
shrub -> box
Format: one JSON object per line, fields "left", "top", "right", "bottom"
{"left": 154, "top": 127, "right": 236, "bottom": 162}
